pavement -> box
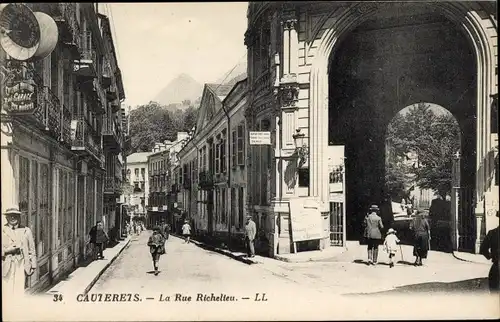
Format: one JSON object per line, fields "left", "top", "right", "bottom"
{"left": 46, "top": 236, "right": 132, "bottom": 297}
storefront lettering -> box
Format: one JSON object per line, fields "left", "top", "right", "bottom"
{"left": 3, "top": 82, "right": 36, "bottom": 113}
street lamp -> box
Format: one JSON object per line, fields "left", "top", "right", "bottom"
{"left": 292, "top": 129, "right": 308, "bottom": 167}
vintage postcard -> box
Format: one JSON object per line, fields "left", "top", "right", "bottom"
{"left": 1, "top": 1, "right": 499, "bottom": 321}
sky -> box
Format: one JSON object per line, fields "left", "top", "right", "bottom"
{"left": 100, "top": 3, "right": 248, "bottom": 109}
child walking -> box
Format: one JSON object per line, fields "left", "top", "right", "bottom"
{"left": 383, "top": 228, "right": 400, "bottom": 268}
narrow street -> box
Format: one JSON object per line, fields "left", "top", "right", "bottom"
{"left": 86, "top": 231, "right": 498, "bottom": 320}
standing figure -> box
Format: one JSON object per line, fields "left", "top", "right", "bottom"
{"left": 89, "top": 221, "right": 109, "bottom": 260}
{"left": 2, "top": 207, "right": 37, "bottom": 298}
{"left": 147, "top": 227, "right": 166, "bottom": 276}
{"left": 480, "top": 211, "right": 499, "bottom": 292}
{"left": 244, "top": 215, "right": 256, "bottom": 258}
{"left": 181, "top": 220, "right": 191, "bottom": 243}
{"left": 364, "top": 205, "right": 384, "bottom": 265}
{"left": 383, "top": 228, "right": 400, "bottom": 268}
{"left": 410, "top": 211, "right": 431, "bottom": 266}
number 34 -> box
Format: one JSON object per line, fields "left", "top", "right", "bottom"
{"left": 53, "top": 294, "right": 63, "bottom": 302}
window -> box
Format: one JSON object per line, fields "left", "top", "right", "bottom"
{"left": 141, "top": 182, "right": 145, "bottom": 192}
{"left": 221, "top": 131, "right": 227, "bottom": 173}
{"left": 215, "top": 136, "right": 221, "bottom": 174}
{"left": 298, "top": 168, "right": 309, "bottom": 187}
{"left": 237, "top": 124, "right": 245, "bottom": 166}
{"left": 231, "top": 130, "right": 237, "bottom": 167}
{"left": 30, "top": 160, "right": 38, "bottom": 248}
{"left": 134, "top": 168, "right": 139, "bottom": 179}
{"left": 238, "top": 187, "right": 244, "bottom": 229}
{"left": 67, "top": 174, "right": 74, "bottom": 244}
{"left": 18, "top": 156, "right": 30, "bottom": 227}
{"left": 141, "top": 168, "right": 145, "bottom": 179}
{"left": 40, "top": 163, "right": 50, "bottom": 258}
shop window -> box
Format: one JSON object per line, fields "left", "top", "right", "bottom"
{"left": 30, "top": 160, "right": 38, "bottom": 247}
{"left": 40, "top": 163, "right": 50, "bottom": 258}
{"left": 237, "top": 124, "right": 245, "bottom": 166}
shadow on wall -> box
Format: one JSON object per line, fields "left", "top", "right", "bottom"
{"left": 283, "top": 151, "right": 300, "bottom": 190}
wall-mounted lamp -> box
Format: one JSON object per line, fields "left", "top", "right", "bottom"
{"left": 292, "top": 129, "right": 308, "bottom": 167}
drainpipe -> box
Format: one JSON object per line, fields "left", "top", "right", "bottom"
{"left": 220, "top": 104, "right": 231, "bottom": 250}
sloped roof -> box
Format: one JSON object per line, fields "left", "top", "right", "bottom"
{"left": 206, "top": 84, "right": 235, "bottom": 102}
{"left": 127, "top": 152, "right": 153, "bottom": 164}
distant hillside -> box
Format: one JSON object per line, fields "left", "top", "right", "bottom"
{"left": 154, "top": 73, "right": 203, "bottom": 108}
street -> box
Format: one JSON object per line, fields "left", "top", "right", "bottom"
{"left": 87, "top": 232, "right": 499, "bottom": 320}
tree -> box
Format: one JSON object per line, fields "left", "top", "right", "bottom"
{"left": 182, "top": 105, "right": 198, "bottom": 132}
{"left": 386, "top": 103, "right": 460, "bottom": 199}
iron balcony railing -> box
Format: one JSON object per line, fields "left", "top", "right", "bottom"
{"left": 102, "top": 116, "right": 122, "bottom": 147}
{"left": 104, "top": 176, "right": 123, "bottom": 194}
{"left": 59, "top": 3, "right": 82, "bottom": 52}
{"left": 71, "top": 116, "right": 103, "bottom": 162}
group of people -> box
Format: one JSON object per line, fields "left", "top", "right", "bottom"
{"left": 362, "top": 204, "right": 432, "bottom": 267}
{"left": 126, "top": 221, "right": 145, "bottom": 236}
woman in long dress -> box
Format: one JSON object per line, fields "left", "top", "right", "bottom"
{"left": 410, "top": 211, "right": 431, "bottom": 266}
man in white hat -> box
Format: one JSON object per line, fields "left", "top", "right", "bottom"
{"left": 2, "top": 207, "right": 37, "bottom": 297}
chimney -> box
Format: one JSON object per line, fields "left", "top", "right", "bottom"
{"left": 176, "top": 132, "right": 189, "bottom": 143}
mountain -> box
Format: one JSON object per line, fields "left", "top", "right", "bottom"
{"left": 154, "top": 73, "right": 203, "bottom": 108}
{"left": 216, "top": 57, "right": 247, "bottom": 86}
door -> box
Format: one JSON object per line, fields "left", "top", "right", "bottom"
{"left": 328, "top": 145, "right": 346, "bottom": 246}
{"left": 207, "top": 190, "right": 214, "bottom": 235}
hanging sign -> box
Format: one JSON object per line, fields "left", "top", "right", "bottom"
{"left": 32, "top": 11, "right": 58, "bottom": 60}
{"left": 249, "top": 131, "right": 271, "bottom": 145}
{"left": 0, "top": 4, "right": 40, "bottom": 61}
{"left": 3, "top": 81, "right": 36, "bottom": 113}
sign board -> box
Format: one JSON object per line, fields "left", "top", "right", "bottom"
{"left": 289, "top": 198, "right": 323, "bottom": 243}
{"left": 0, "top": 4, "right": 40, "bottom": 61}
{"left": 249, "top": 131, "right": 271, "bottom": 145}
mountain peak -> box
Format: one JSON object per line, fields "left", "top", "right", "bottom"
{"left": 154, "top": 73, "right": 203, "bottom": 106}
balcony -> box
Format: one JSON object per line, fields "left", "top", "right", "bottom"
{"left": 104, "top": 176, "right": 122, "bottom": 195}
{"left": 199, "top": 171, "right": 214, "bottom": 190}
{"left": 102, "top": 59, "right": 112, "bottom": 89}
{"left": 102, "top": 116, "right": 122, "bottom": 152}
{"left": 171, "top": 184, "right": 180, "bottom": 194}
{"left": 74, "top": 47, "right": 97, "bottom": 80}
{"left": 71, "top": 116, "right": 104, "bottom": 166}
{"left": 28, "top": 3, "right": 82, "bottom": 57}
{"left": 183, "top": 177, "right": 191, "bottom": 190}
{"left": 110, "top": 99, "right": 121, "bottom": 113}
{"left": 2, "top": 60, "right": 72, "bottom": 145}
{"left": 78, "top": 77, "right": 106, "bottom": 115}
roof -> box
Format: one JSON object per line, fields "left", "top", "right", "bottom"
{"left": 126, "top": 152, "right": 153, "bottom": 164}
{"left": 206, "top": 84, "right": 235, "bottom": 102}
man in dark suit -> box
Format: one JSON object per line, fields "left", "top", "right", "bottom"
{"left": 480, "top": 211, "right": 499, "bottom": 292}
{"left": 364, "top": 205, "right": 384, "bottom": 265}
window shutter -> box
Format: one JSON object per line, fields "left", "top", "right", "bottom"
{"left": 237, "top": 124, "right": 245, "bottom": 166}
{"left": 231, "top": 130, "right": 237, "bottom": 167}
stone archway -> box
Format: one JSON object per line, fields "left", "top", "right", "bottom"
{"left": 308, "top": 2, "right": 497, "bottom": 249}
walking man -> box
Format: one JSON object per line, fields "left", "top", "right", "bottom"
{"left": 181, "top": 220, "right": 191, "bottom": 243}
{"left": 89, "top": 221, "right": 108, "bottom": 260}
{"left": 480, "top": 211, "right": 499, "bottom": 292}
{"left": 244, "top": 215, "right": 256, "bottom": 258}
{"left": 2, "top": 207, "right": 37, "bottom": 298}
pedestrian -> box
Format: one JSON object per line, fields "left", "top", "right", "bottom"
{"left": 383, "top": 228, "right": 400, "bottom": 268}
{"left": 163, "top": 223, "right": 170, "bottom": 240}
{"left": 479, "top": 210, "right": 499, "bottom": 293}
{"left": 147, "top": 226, "right": 166, "bottom": 276}
{"left": 181, "top": 220, "right": 191, "bottom": 243}
{"left": 244, "top": 215, "right": 257, "bottom": 258}
{"left": 2, "top": 207, "right": 37, "bottom": 298}
{"left": 409, "top": 210, "right": 431, "bottom": 266}
{"left": 364, "top": 205, "right": 384, "bottom": 265}
{"left": 89, "top": 221, "right": 109, "bottom": 260}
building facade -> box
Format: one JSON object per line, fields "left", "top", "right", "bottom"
{"left": 245, "top": 1, "right": 498, "bottom": 256}
{"left": 124, "top": 152, "right": 151, "bottom": 223}
{"left": 0, "top": 3, "right": 126, "bottom": 291}
{"left": 147, "top": 133, "right": 189, "bottom": 228}
{"left": 177, "top": 80, "right": 248, "bottom": 247}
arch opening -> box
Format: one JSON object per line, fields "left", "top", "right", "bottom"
{"left": 326, "top": 4, "right": 478, "bottom": 249}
